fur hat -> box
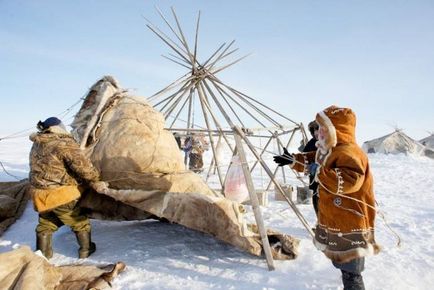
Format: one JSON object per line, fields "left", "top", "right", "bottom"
{"left": 37, "top": 117, "right": 65, "bottom": 132}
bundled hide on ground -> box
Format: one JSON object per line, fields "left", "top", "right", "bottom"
{"left": 0, "top": 180, "right": 29, "bottom": 236}
{"left": 71, "top": 76, "right": 299, "bottom": 260}
{"left": 0, "top": 246, "right": 125, "bottom": 290}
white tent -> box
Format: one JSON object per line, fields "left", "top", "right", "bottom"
{"left": 363, "top": 130, "right": 434, "bottom": 159}
{"left": 419, "top": 134, "right": 434, "bottom": 149}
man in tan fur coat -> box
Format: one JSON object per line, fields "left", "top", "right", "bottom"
{"left": 29, "top": 117, "right": 108, "bottom": 259}
{"left": 274, "top": 106, "right": 380, "bottom": 290}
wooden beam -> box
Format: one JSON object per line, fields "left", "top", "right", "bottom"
{"left": 233, "top": 126, "right": 315, "bottom": 238}
{"left": 196, "top": 83, "right": 225, "bottom": 187}
{"left": 233, "top": 129, "right": 275, "bottom": 271}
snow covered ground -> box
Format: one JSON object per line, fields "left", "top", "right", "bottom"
{"left": 1, "top": 136, "right": 434, "bottom": 290}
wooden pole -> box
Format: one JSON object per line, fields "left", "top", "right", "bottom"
{"left": 205, "top": 134, "right": 222, "bottom": 182}
{"left": 211, "top": 76, "right": 281, "bottom": 127}
{"left": 155, "top": 6, "right": 189, "bottom": 53}
{"left": 192, "top": 10, "right": 200, "bottom": 68}
{"left": 205, "top": 40, "right": 236, "bottom": 71}
{"left": 161, "top": 54, "right": 191, "bottom": 69}
{"left": 233, "top": 126, "right": 315, "bottom": 238}
{"left": 170, "top": 7, "right": 196, "bottom": 67}
{"left": 169, "top": 88, "right": 194, "bottom": 128}
{"left": 233, "top": 130, "right": 275, "bottom": 271}
{"left": 164, "top": 83, "right": 194, "bottom": 119}
{"left": 249, "top": 135, "right": 273, "bottom": 172}
{"left": 154, "top": 80, "right": 191, "bottom": 109}
{"left": 212, "top": 76, "right": 299, "bottom": 125}
{"left": 265, "top": 132, "right": 294, "bottom": 191}
{"left": 201, "top": 81, "right": 236, "bottom": 152}
{"left": 201, "top": 42, "right": 227, "bottom": 68}
{"left": 210, "top": 80, "right": 246, "bottom": 127}
{"left": 210, "top": 79, "right": 268, "bottom": 127}
{"left": 196, "top": 84, "right": 225, "bottom": 187}
{"left": 211, "top": 53, "right": 252, "bottom": 75}
{"left": 146, "top": 24, "right": 190, "bottom": 64}
{"left": 147, "top": 73, "right": 191, "bottom": 102}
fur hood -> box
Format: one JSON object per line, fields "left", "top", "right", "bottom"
{"left": 316, "top": 105, "right": 357, "bottom": 150}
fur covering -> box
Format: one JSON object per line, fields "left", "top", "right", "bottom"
{"left": 291, "top": 105, "right": 380, "bottom": 263}
{"left": 70, "top": 76, "right": 300, "bottom": 260}
{"left": 0, "top": 181, "right": 29, "bottom": 236}
{"left": 0, "top": 246, "right": 125, "bottom": 290}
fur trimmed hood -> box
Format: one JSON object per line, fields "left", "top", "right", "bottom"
{"left": 316, "top": 105, "right": 356, "bottom": 149}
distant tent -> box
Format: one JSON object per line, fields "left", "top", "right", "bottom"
{"left": 419, "top": 133, "right": 434, "bottom": 149}
{"left": 362, "top": 130, "right": 434, "bottom": 159}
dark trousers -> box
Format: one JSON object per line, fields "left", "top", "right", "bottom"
{"left": 333, "top": 258, "right": 365, "bottom": 290}
{"left": 312, "top": 193, "right": 319, "bottom": 215}
{"left": 36, "top": 200, "right": 91, "bottom": 233}
{"left": 310, "top": 178, "right": 319, "bottom": 215}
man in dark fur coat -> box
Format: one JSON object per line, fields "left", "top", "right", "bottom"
{"left": 29, "top": 117, "right": 108, "bottom": 259}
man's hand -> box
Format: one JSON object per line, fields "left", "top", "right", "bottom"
{"left": 273, "top": 147, "right": 294, "bottom": 166}
{"left": 91, "top": 181, "right": 109, "bottom": 194}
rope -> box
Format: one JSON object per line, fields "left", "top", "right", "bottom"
{"left": 0, "top": 127, "right": 34, "bottom": 141}
{"left": 0, "top": 161, "right": 22, "bottom": 181}
{"left": 317, "top": 173, "right": 401, "bottom": 248}
{"left": 57, "top": 96, "right": 85, "bottom": 119}
{"left": 0, "top": 94, "right": 85, "bottom": 142}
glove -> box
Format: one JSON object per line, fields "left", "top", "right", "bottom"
{"left": 91, "top": 181, "right": 109, "bottom": 194}
{"left": 273, "top": 147, "right": 294, "bottom": 166}
{"left": 308, "top": 163, "right": 318, "bottom": 176}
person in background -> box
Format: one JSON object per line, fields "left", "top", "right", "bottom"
{"left": 29, "top": 117, "right": 108, "bottom": 259}
{"left": 304, "top": 120, "right": 320, "bottom": 215}
{"left": 184, "top": 133, "right": 209, "bottom": 173}
{"left": 273, "top": 106, "right": 380, "bottom": 290}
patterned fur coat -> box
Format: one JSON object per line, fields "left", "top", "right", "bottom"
{"left": 291, "top": 106, "right": 380, "bottom": 263}
{"left": 29, "top": 127, "right": 100, "bottom": 212}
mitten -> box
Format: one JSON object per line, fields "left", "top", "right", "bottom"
{"left": 273, "top": 148, "right": 294, "bottom": 166}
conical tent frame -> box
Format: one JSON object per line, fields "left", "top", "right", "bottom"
{"left": 145, "top": 8, "right": 314, "bottom": 270}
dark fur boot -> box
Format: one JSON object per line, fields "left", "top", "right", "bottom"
{"left": 36, "top": 232, "right": 53, "bottom": 259}
{"left": 75, "top": 231, "right": 96, "bottom": 258}
{"left": 342, "top": 270, "right": 365, "bottom": 290}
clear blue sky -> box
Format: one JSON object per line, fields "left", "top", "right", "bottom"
{"left": 1, "top": 0, "right": 433, "bottom": 143}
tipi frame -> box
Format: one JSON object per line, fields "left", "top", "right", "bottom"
{"left": 145, "top": 8, "right": 314, "bottom": 270}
